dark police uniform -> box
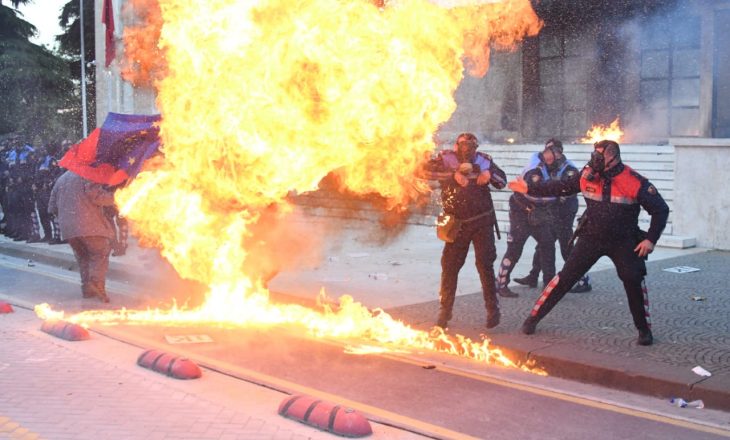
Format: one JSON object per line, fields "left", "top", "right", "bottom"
{"left": 424, "top": 149, "right": 507, "bottom": 328}
{"left": 523, "top": 162, "right": 669, "bottom": 337}
{"left": 497, "top": 159, "right": 563, "bottom": 294}
{"left": 521, "top": 157, "right": 583, "bottom": 287}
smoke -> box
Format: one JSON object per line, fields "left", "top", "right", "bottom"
{"left": 617, "top": 1, "right": 701, "bottom": 142}
{"left": 120, "top": 0, "right": 165, "bottom": 87}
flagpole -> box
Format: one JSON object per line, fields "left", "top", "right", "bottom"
{"left": 80, "top": 0, "right": 88, "bottom": 137}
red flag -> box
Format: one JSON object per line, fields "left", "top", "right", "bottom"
{"left": 102, "top": 0, "right": 116, "bottom": 67}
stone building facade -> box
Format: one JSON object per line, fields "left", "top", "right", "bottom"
{"left": 94, "top": 0, "right": 730, "bottom": 249}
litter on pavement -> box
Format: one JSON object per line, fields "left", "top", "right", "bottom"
{"left": 662, "top": 266, "right": 700, "bottom": 273}
{"left": 670, "top": 398, "right": 705, "bottom": 409}
{"left": 692, "top": 365, "right": 712, "bottom": 377}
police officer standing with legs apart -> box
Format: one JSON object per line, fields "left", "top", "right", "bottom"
{"left": 509, "top": 140, "right": 669, "bottom": 345}
{"left": 422, "top": 133, "right": 507, "bottom": 330}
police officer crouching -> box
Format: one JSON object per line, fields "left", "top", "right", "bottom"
{"left": 508, "top": 140, "right": 669, "bottom": 346}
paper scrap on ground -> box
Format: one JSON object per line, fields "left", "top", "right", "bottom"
{"left": 663, "top": 266, "right": 700, "bottom": 274}
{"left": 692, "top": 366, "right": 712, "bottom": 377}
{"left": 348, "top": 253, "right": 370, "bottom": 258}
{"left": 670, "top": 398, "right": 705, "bottom": 409}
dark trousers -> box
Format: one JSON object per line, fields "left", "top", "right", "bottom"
{"left": 530, "top": 235, "right": 650, "bottom": 331}
{"left": 497, "top": 208, "right": 555, "bottom": 288}
{"left": 530, "top": 204, "right": 577, "bottom": 277}
{"left": 36, "top": 192, "right": 53, "bottom": 239}
{"left": 68, "top": 236, "right": 112, "bottom": 297}
{"left": 439, "top": 218, "right": 499, "bottom": 316}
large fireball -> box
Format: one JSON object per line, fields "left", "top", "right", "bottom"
{"left": 38, "top": 0, "right": 544, "bottom": 372}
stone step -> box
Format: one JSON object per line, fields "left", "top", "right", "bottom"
{"left": 292, "top": 143, "right": 693, "bottom": 248}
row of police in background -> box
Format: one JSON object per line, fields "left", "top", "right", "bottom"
{"left": 1, "top": 138, "right": 128, "bottom": 256}
{"left": 421, "top": 133, "right": 507, "bottom": 330}
{"left": 0, "top": 141, "right": 65, "bottom": 244}
{"left": 511, "top": 140, "right": 669, "bottom": 345}
{"left": 504, "top": 139, "right": 592, "bottom": 295}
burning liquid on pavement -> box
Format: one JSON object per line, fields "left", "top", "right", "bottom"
{"left": 36, "top": 0, "right": 544, "bottom": 373}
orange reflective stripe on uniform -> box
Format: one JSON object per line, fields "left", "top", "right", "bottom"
{"left": 580, "top": 165, "right": 641, "bottom": 205}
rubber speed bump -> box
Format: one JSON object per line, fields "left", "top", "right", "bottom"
{"left": 0, "top": 301, "right": 13, "bottom": 314}
{"left": 278, "top": 395, "right": 372, "bottom": 437}
{"left": 137, "top": 349, "right": 202, "bottom": 380}
{"left": 40, "top": 320, "right": 90, "bottom": 341}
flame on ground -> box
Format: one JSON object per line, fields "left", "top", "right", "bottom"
{"left": 580, "top": 117, "right": 624, "bottom": 144}
{"left": 34, "top": 291, "right": 545, "bottom": 374}
{"left": 38, "top": 0, "right": 544, "bottom": 373}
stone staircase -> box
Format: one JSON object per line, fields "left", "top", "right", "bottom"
{"left": 292, "top": 143, "right": 695, "bottom": 249}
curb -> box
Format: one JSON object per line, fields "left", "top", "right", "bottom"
{"left": 0, "top": 241, "right": 163, "bottom": 287}
{"left": 2, "top": 240, "right": 728, "bottom": 412}
{"left": 489, "top": 334, "right": 730, "bottom": 412}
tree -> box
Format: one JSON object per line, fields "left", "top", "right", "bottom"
{"left": 0, "top": 4, "right": 80, "bottom": 141}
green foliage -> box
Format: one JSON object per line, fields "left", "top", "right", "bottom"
{"left": 0, "top": 3, "right": 36, "bottom": 39}
{"left": 0, "top": 5, "right": 81, "bottom": 142}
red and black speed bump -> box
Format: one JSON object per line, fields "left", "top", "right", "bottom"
{"left": 278, "top": 395, "right": 372, "bottom": 438}
{"left": 0, "top": 301, "right": 13, "bottom": 314}
{"left": 137, "top": 349, "right": 202, "bottom": 380}
{"left": 40, "top": 320, "right": 90, "bottom": 341}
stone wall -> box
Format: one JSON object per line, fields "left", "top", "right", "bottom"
{"left": 671, "top": 138, "right": 730, "bottom": 250}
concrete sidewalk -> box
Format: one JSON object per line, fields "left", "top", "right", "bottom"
{"left": 1, "top": 220, "right": 728, "bottom": 413}
{"left": 0, "top": 306, "right": 418, "bottom": 440}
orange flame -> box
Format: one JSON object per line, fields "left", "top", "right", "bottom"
{"left": 37, "top": 0, "right": 544, "bottom": 373}
{"left": 580, "top": 117, "right": 624, "bottom": 144}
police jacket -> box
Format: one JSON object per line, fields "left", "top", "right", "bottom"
{"left": 510, "top": 155, "right": 579, "bottom": 213}
{"left": 526, "top": 162, "right": 669, "bottom": 244}
{"left": 424, "top": 150, "right": 506, "bottom": 220}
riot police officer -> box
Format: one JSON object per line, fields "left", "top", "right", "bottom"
{"left": 509, "top": 140, "right": 669, "bottom": 346}
{"left": 495, "top": 142, "right": 563, "bottom": 297}
{"left": 422, "top": 133, "right": 507, "bottom": 330}
{"left": 513, "top": 139, "right": 592, "bottom": 292}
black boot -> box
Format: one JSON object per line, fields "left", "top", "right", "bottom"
{"left": 26, "top": 235, "right": 43, "bottom": 243}
{"left": 569, "top": 276, "right": 592, "bottom": 293}
{"left": 514, "top": 275, "right": 538, "bottom": 288}
{"left": 498, "top": 286, "right": 519, "bottom": 298}
{"left": 637, "top": 328, "right": 653, "bottom": 346}
{"left": 521, "top": 316, "right": 540, "bottom": 335}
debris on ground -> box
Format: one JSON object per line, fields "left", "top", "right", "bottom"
{"left": 670, "top": 398, "right": 705, "bottom": 409}
{"left": 692, "top": 365, "right": 712, "bottom": 377}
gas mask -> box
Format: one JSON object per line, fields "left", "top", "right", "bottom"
{"left": 456, "top": 141, "right": 477, "bottom": 163}
{"left": 588, "top": 150, "right": 607, "bottom": 173}
{"left": 586, "top": 149, "right": 617, "bottom": 181}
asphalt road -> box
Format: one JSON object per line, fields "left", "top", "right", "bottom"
{"left": 2, "top": 255, "right": 729, "bottom": 440}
